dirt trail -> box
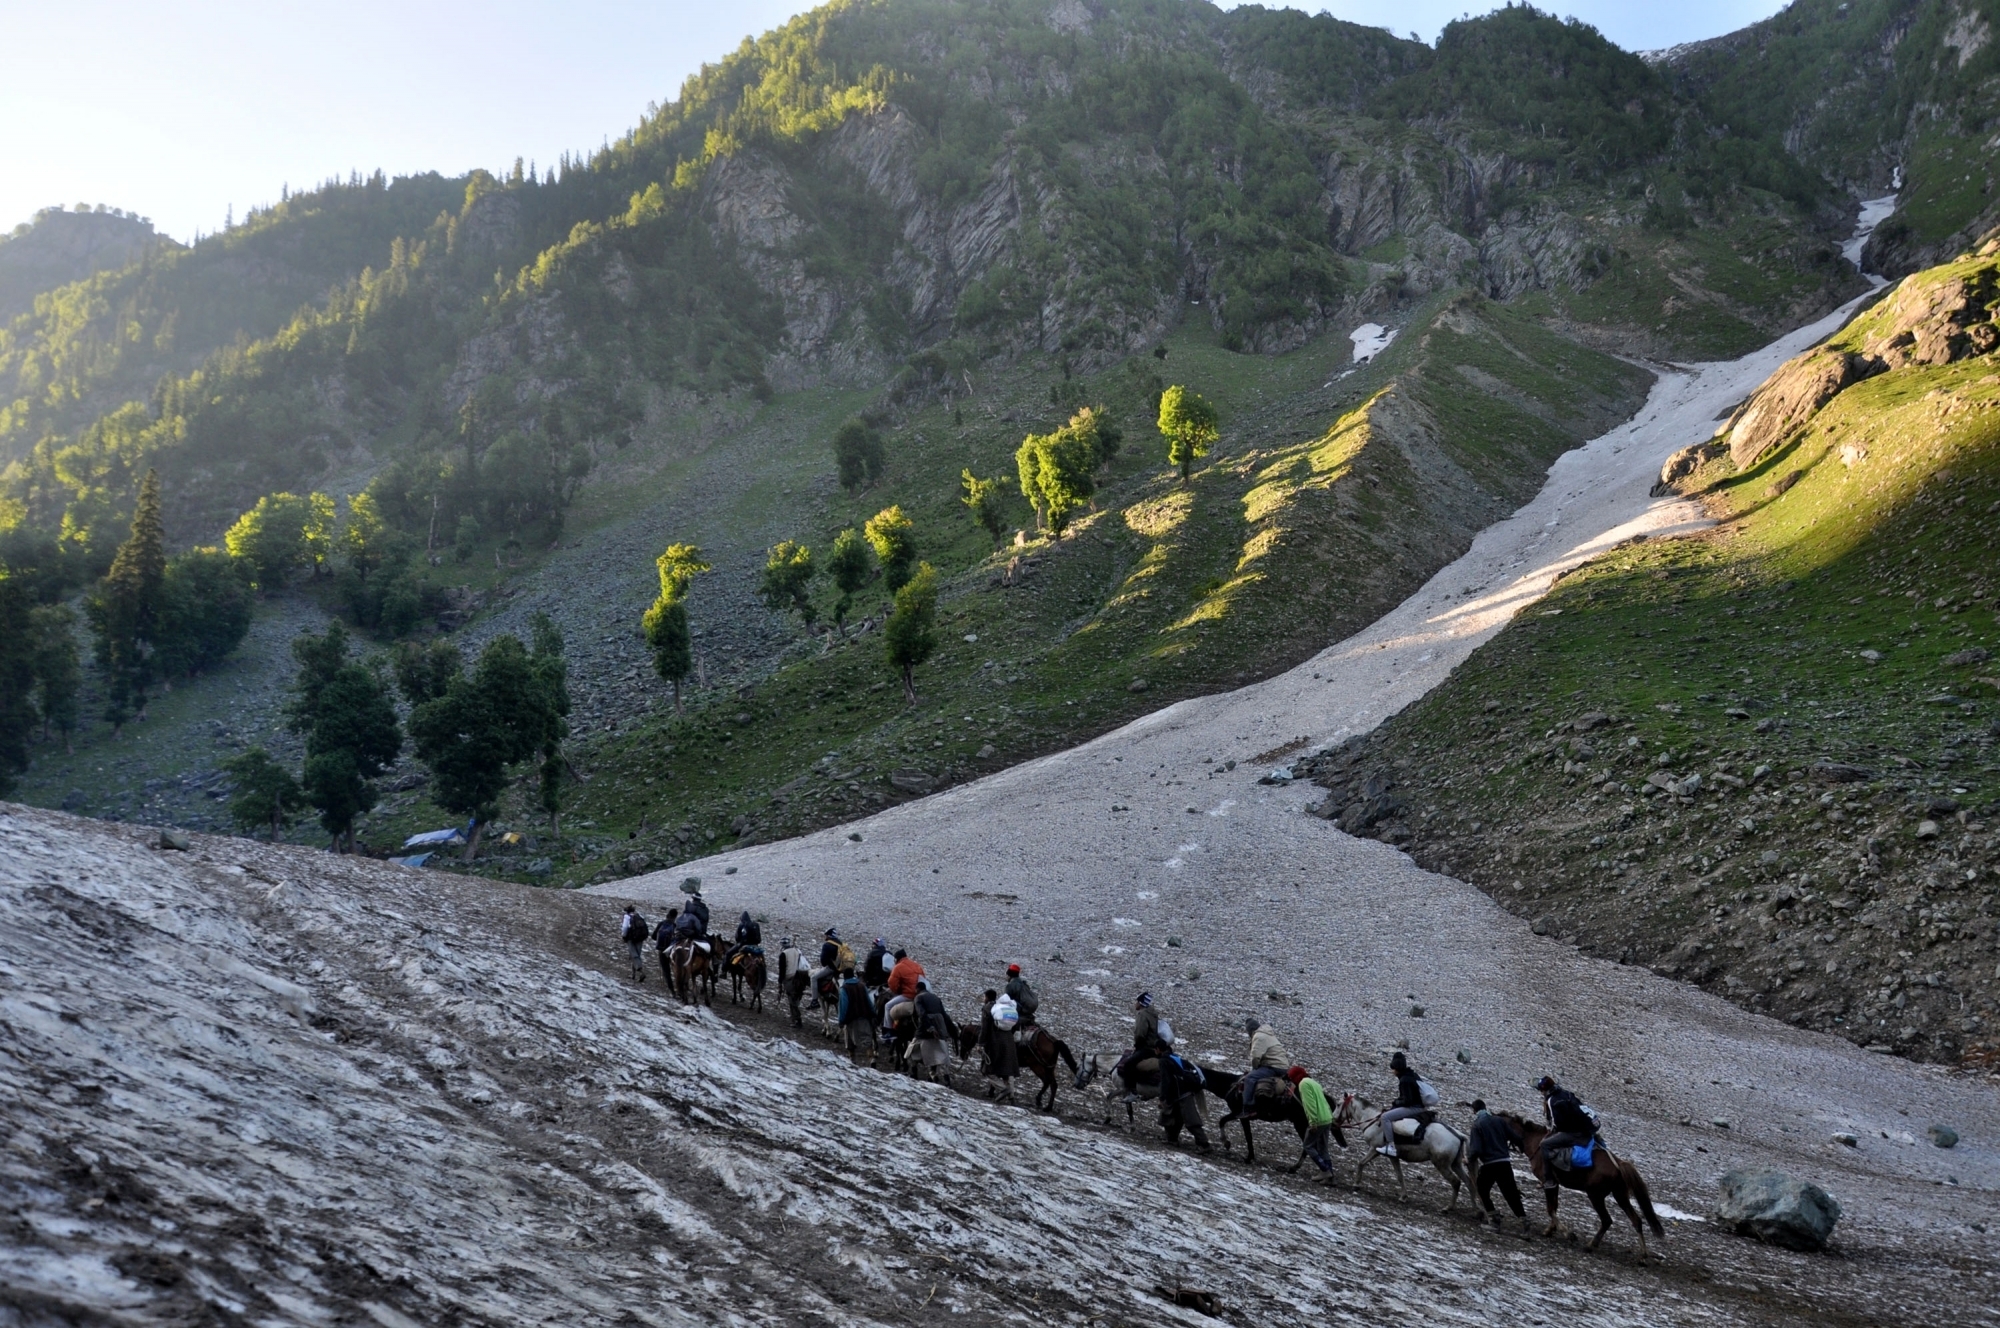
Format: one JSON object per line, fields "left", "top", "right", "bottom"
{"left": 605, "top": 287, "right": 2000, "bottom": 1319}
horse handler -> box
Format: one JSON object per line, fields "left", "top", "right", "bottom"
{"left": 1469, "top": 1099, "right": 1529, "bottom": 1234}
{"left": 1288, "top": 1066, "right": 1338, "bottom": 1180}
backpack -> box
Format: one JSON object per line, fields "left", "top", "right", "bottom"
{"left": 1154, "top": 1017, "right": 1175, "bottom": 1046}
{"left": 621, "top": 915, "right": 645, "bottom": 943}
{"left": 991, "top": 997, "right": 1019, "bottom": 1031}
{"left": 834, "top": 941, "right": 856, "bottom": 971}
{"left": 1011, "top": 981, "right": 1039, "bottom": 1018}
{"left": 1416, "top": 1078, "right": 1440, "bottom": 1109}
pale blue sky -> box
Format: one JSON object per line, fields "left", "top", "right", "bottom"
{"left": 1, "top": 0, "right": 1789, "bottom": 243}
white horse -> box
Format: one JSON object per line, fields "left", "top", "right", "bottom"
{"left": 1336, "top": 1092, "right": 1469, "bottom": 1211}
{"left": 1072, "top": 1050, "right": 1171, "bottom": 1128}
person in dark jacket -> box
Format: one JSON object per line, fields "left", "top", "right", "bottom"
{"left": 837, "top": 968, "right": 874, "bottom": 1030}
{"left": 1535, "top": 1075, "right": 1598, "bottom": 1189}
{"left": 682, "top": 889, "right": 710, "bottom": 935}
{"left": 1002, "top": 964, "right": 1038, "bottom": 1030}
{"left": 1468, "top": 1099, "right": 1528, "bottom": 1230}
{"left": 912, "top": 979, "right": 957, "bottom": 1044}
{"left": 1118, "top": 992, "right": 1162, "bottom": 1099}
{"left": 864, "top": 938, "right": 891, "bottom": 989}
{"left": 808, "top": 929, "right": 842, "bottom": 1009}
{"left": 1158, "top": 1049, "right": 1211, "bottom": 1152}
{"left": 673, "top": 906, "right": 702, "bottom": 942}
{"left": 979, "top": 988, "right": 1020, "bottom": 1096}
{"left": 1375, "top": 1051, "right": 1428, "bottom": 1158}
{"left": 620, "top": 906, "right": 650, "bottom": 981}
{"left": 734, "top": 911, "right": 762, "bottom": 950}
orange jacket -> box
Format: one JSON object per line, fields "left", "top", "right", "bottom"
{"left": 887, "top": 957, "right": 925, "bottom": 998}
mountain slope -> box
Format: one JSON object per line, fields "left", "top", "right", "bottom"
{"left": 1316, "top": 236, "right": 2000, "bottom": 1066}
{"left": 0, "top": 206, "right": 170, "bottom": 323}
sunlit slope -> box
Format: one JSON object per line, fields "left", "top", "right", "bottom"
{"left": 1332, "top": 240, "right": 2000, "bottom": 1065}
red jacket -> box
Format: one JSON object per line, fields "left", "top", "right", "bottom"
{"left": 887, "top": 957, "right": 925, "bottom": 998}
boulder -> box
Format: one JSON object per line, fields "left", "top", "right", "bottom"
{"left": 1726, "top": 349, "right": 1875, "bottom": 469}
{"left": 889, "top": 769, "right": 936, "bottom": 793}
{"left": 1945, "top": 647, "right": 1991, "bottom": 667}
{"left": 1928, "top": 1124, "right": 1959, "bottom": 1149}
{"left": 1714, "top": 1168, "right": 1841, "bottom": 1251}
{"left": 158, "top": 828, "right": 192, "bottom": 851}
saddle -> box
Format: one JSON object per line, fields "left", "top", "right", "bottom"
{"left": 1389, "top": 1112, "right": 1436, "bottom": 1141}
{"left": 1551, "top": 1138, "right": 1595, "bottom": 1172}
{"left": 1252, "top": 1077, "right": 1291, "bottom": 1106}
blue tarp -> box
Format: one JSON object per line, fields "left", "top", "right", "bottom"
{"left": 402, "top": 827, "right": 465, "bottom": 849}
{"left": 389, "top": 852, "right": 434, "bottom": 868}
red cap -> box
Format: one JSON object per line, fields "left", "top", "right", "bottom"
{"left": 1287, "top": 1066, "right": 1308, "bottom": 1085}
{"left": 1006, "top": 963, "right": 1021, "bottom": 974}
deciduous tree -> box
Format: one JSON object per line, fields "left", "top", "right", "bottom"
{"left": 960, "top": 470, "right": 1010, "bottom": 545}
{"left": 1015, "top": 414, "right": 1098, "bottom": 535}
{"left": 1157, "top": 385, "right": 1219, "bottom": 481}
{"left": 883, "top": 562, "right": 938, "bottom": 704}
{"left": 642, "top": 542, "right": 710, "bottom": 712}
{"left": 832, "top": 418, "right": 885, "bottom": 491}
{"left": 758, "top": 540, "right": 818, "bottom": 630}
{"left": 826, "top": 527, "right": 873, "bottom": 633}
{"left": 222, "top": 747, "right": 306, "bottom": 839}
{"left": 864, "top": 506, "right": 917, "bottom": 594}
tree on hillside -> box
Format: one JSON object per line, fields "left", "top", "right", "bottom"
{"left": 1157, "top": 385, "right": 1219, "bottom": 481}
{"left": 1070, "top": 405, "right": 1122, "bottom": 468}
{"left": 285, "top": 622, "right": 401, "bottom": 852}
{"left": 883, "top": 562, "right": 939, "bottom": 704}
{"left": 960, "top": 470, "right": 1010, "bottom": 545}
{"left": 392, "top": 638, "right": 463, "bottom": 707}
{"left": 528, "top": 612, "right": 572, "bottom": 832}
{"left": 1015, "top": 415, "right": 1098, "bottom": 536}
{"left": 833, "top": 419, "right": 885, "bottom": 492}
{"left": 403, "top": 634, "right": 551, "bottom": 859}
{"left": 642, "top": 542, "right": 711, "bottom": 713}
{"left": 826, "top": 527, "right": 874, "bottom": 634}
{"left": 222, "top": 747, "right": 306, "bottom": 840}
{"left": 758, "top": 540, "right": 818, "bottom": 630}
{"left": 864, "top": 505, "right": 918, "bottom": 595}
{"left": 154, "top": 548, "right": 252, "bottom": 682}
{"left": 28, "top": 605, "right": 80, "bottom": 753}
{"left": 0, "top": 576, "right": 40, "bottom": 794}
{"left": 225, "top": 492, "right": 335, "bottom": 589}
{"left": 87, "top": 468, "right": 167, "bottom": 731}
{"left": 342, "top": 492, "right": 394, "bottom": 579}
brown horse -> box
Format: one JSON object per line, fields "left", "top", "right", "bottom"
{"left": 953, "top": 1023, "right": 1081, "bottom": 1111}
{"left": 725, "top": 948, "right": 766, "bottom": 1010}
{"left": 1213, "top": 1072, "right": 1327, "bottom": 1164}
{"left": 1496, "top": 1112, "right": 1663, "bottom": 1261}
{"left": 668, "top": 939, "right": 715, "bottom": 1006}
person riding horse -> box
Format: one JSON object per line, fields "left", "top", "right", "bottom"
{"left": 1003, "top": 963, "right": 1038, "bottom": 1035}
{"left": 1535, "top": 1075, "right": 1600, "bottom": 1191}
{"left": 681, "top": 888, "right": 710, "bottom": 936}
{"left": 881, "top": 949, "right": 924, "bottom": 1041}
{"left": 808, "top": 929, "right": 847, "bottom": 1008}
{"left": 864, "top": 938, "right": 891, "bottom": 989}
{"left": 1115, "top": 992, "right": 1165, "bottom": 1100}
{"left": 1375, "top": 1052, "right": 1431, "bottom": 1158}
{"left": 734, "top": 910, "right": 762, "bottom": 951}
{"left": 1239, "top": 1017, "right": 1293, "bottom": 1107}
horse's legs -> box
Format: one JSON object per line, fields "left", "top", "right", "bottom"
{"left": 1436, "top": 1157, "right": 1462, "bottom": 1213}
{"left": 1586, "top": 1190, "right": 1614, "bottom": 1251}
{"left": 1391, "top": 1157, "right": 1406, "bottom": 1201}
{"left": 1541, "top": 1183, "right": 1562, "bottom": 1238}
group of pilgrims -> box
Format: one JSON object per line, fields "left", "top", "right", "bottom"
{"left": 616, "top": 891, "right": 1622, "bottom": 1238}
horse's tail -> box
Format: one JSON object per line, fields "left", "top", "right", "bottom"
{"left": 1054, "top": 1037, "right": 1079, "bottom": 1075}
{"left": 1622, "top": 1157, "right": 1664, "bottom": 1236}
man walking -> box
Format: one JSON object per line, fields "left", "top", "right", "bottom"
{"left": 619, "top": 905, "right": 649, "bottom": 981}
{"left": 1288, "top": 1066, "right": 1337, "bottom": 1179}
{"left": 1469, "top": 1098, "right": 1529, "bottom": 1232}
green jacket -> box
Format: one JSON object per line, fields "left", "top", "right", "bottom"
{"left": 1298, "top": 1076, "right": 1333, "bottom": 1129}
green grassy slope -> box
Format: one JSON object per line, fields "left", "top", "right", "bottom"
{"left": 1320, "top": 249, "right": 2000, "bottom": 1066}
{"left": 518, "top": 293, "right": 1648, "bottom": 876}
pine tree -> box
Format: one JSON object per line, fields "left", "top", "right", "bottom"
{"left": 832, "top": 419, "right": 885, "bottom": 491}
{"left": 28, "top": 604, "right": 81, "bottom": 754}
{"left": 88, "top": 469, "right": 167, "bottom": 730}
{"left": 285, "top": 623, "right": 401, "bottom": 851}
{"left": 404, "top": 634, "right": 547, "bottom": 859}
{"left": 0, "top": 576, "right": 40, "bottom": 793}
{"left": 528, "top": 613, "right": 571, "bottom": 831}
